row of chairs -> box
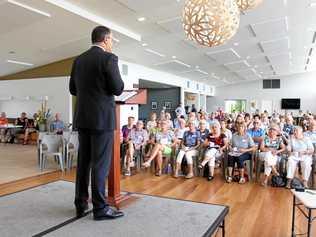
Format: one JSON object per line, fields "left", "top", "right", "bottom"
{"left": 122, "top": 143, "right": 316, "bottom": 187}
{"left": 37, "top": 132, "right": 79, "bottom": 172}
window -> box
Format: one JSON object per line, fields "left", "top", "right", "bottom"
{"left": 186, "top": 81, "right": 190, "bottom": 88}
{"left": 263, "top": 79, "right": 280, "bottom": 89}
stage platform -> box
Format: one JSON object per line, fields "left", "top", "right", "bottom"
{"left": 0, "top": 181, "right": 228, "bottom": 237}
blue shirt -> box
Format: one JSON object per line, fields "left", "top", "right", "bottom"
{"left": 50, "top": 120, "right": 64, "bottom": 132}
{"left": 183, "top": 130, "right": 201, "bottom": 147}
{"left": 283, "top": 124, "right": 294, "bottom": 135}
{"left": 199, "top": 129, "right": 209, "bottom": 143}
{"left": 247, "top": 128, "right": 264, "bottom": 145}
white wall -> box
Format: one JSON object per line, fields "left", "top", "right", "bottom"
{"left": 207, "top": 72, "right": 316, "bottom": 114}
{"left": 0, "top": 77, "right": 71, "bottom": 122}
{"left": 0, "top": 59, "right": 215, "bottom": 126}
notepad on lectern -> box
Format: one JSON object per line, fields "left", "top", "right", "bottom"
{"left": 114, "top": 91, "right": 137, "bottom": 102}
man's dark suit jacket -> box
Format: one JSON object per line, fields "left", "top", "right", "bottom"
{"left": 69, "top": 46, "right": 124, "bottom": 130}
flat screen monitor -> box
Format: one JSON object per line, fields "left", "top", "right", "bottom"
{"left": 281, "top": 98, "right": 300, "bottom": 110}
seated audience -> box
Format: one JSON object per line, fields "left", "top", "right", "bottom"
{"left": 174, "top": 118, "right": 187, "bottom": 145}
{"left": 0, "top": 112, "right": 9, "bottom": 143}
{"left": 199, "top": 123, "right": 228, "bottom": 181}
{"left": 122, "top": 116, "right": 135, "bottom": 144}
{"left": 283, "top": 115, "right": 295, "bottom": 138}
{"left": 165, "top": 112, "right": 174, "bottom": 129}
{"left": 220, "top": 120, "right": 232, "bottom": 143}
{"left": 247, "top": 120, "right": 265, "bottom": 146}
{"left": 175, "top": 103, "right": 185, "bottom": 117}
{"left": 174, "top": 121, "right": 201, "bottom": 179}
{"left": 146, "top": 112, "right": 157, "bottom": 133}
{"left": 124, "top": 120, "right": 148, "bottom": 176}
{"left": 259, "top": 124, "right": 286, "bottom": 187}
{"left": 23, "top": 113, "right": 38, "bottom": 145}
{"left": 244, "top": 113, "right": 252, "bottom": 129}
{"left": 142, "top": 120, "right": 176, "bottom": 176}
{"left": 188, "top": 112, "right": 199, "bottom": 128}
{"left": 207, "top": 112, "right": 220, "bottom": 127}
{"left": 50, "top": 113, "right": 65, "bottom": 134}
{"left": 286, "top": 126, "right": 314, "bottom": 188}
{"left": 304, "top": 119, "right": 316, "bottom": 145}
{"left": 227, "top": 122, "right": 255, "bottom": 184}
{"left": 198, "top": 120, "right": 209, "bottom": 143}
{"left": 15, "top": 112, "right": 28, "bottom": 130}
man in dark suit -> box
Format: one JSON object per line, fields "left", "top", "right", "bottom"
{"left": 69, "top": 26, "right": 124, "bottom": 220}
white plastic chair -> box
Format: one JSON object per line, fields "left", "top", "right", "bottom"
{"left": 65, "top": 132, "right": 79, "bottom": 170}
{"left": 40, "top": 134, "right": 64, "bottom": 171}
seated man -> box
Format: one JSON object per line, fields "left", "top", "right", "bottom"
{"left": 174, "top": 121, "right": 201, "bottom": 179}
{"left": 0, "top": 112, "right": 8, "bottom": 143}
{"left": 142, "top": 120, "right": 176, "bottom": 176}
{"left": 124, "top": 120, "right": 148, "bottom": 176}
{"left": 247, "top": 120, "right": 265, "bottom": 147}
{"left": 50, "top": 113, "right": 65, "bottom": 134}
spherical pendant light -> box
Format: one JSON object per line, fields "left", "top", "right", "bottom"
{"left": 182, "top": 0, "right": 240, "bottom": 47}
{"left": 235, "top": 0, "right": 263, "bottom": 11}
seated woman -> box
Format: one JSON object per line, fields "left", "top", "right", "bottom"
{"left": 220, "top": 120, "right": 232, "bottom": 143}
{"left": 124, "top": 120, "right": 148, "bottom": 176}
{"left": 146, "top": 112, "right": 157, "bottom": 133}
{"left": 286, "top": 126, "right": 314, "bottom": 188}
{"left": 142, "top": 120, "right": 176, "bottom": 176}
{"left": 259, "top": 124, "right": 286, "bottom": 187}
{"left": 174, "top": 118, "right": 187, "bottom": 146}
{"left": 23, "top": 113, "right": 39, "bottom": 145}
{"left": 0, "top": 112, "right": 9, "bottom": 143}
{"left": 227, "top": 122, "right": 255, "bottom": 184}
{"left": 199, "top": 123, "right": 228, "bottom": 181}
{"left": 174, "top": 121, "right": 201, "bottom": 179}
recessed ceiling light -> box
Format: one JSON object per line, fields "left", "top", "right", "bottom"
{"left": 246, "top": 56, "right": 251, "bottom": 59}
{"left": 8, "top": 0, "right": 51, "bottom": 17}
{"left": 7, "top": 59, "right": 33, "bottom": 66}
{"left": 141, "top": 43, "right": 148, "bottom": 47}
{"left": 233, "top": 42, "right": 239, "bottom": 46}
{"left": 195, "top": 65, "right": 199, "bottom": 69}
{"left": 310, "top": 2, "right": 316, "bottom": 7}
{"left": 172, "top": 55, "right": 177, "bottom": 59}
{"left": 137, "top": 17, "right": 146, "bottom": 22}
{"left": 254, "top": 65, "right": 258, "bottom": 68}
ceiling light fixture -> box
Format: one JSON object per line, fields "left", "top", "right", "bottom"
{"left": 172, "top": 56, "right": 177, "bottom": 59}
{"left": 137, "top": 17, "right": 146, "bottom": 22}
{"left": 183, "top": 0, "right": 240, "bottom": 48}
{"left": 45, "top": 0, "right": 141, "bottom": 41}
{"left": 235, "top": 0, "right": 264, "bottom": 11}
{"left": 6, "top": 59, "right": 33, "bottom": 66}
{"left": 142, "top": 43, "right": 148, "bottom": 47}
{"left": 8, "top": 0, "right": 51, "bottom": 17}
{"left": 144, "top": 48, "right": 165, "bottom": 57}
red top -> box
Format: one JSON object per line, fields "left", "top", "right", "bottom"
{"left": 206, "top": 133, "right": 226, "bottom": 147}
{"left": 0, "top": 117, "right": 8, "bottom": 125}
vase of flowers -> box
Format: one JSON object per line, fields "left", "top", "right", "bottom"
{"left": 36, "top": 100, "right": 51, "bottom": 132}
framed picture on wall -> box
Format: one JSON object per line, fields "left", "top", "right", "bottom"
{"left": 164, "top": 101, "right": 172, "bottom": 110}
{"left": 151, "top": 101, "right": 158, "bottom": 110}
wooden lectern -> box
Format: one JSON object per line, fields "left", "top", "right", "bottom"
{"left": 107, "top": 89, "right": 147, "bottom": 208}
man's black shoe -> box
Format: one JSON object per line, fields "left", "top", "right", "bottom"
{"left": 93, "top": 207, "right": 124, "bottom": 220}
{"left": 76, "top": 204, "right": 89, "bottom": 218}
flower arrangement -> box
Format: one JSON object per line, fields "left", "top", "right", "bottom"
{"left": 36, "top": 100, "right": 51, "bottom": 125}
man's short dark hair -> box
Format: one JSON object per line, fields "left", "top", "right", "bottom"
{"left": 253, "top": 114, "right": 261, "bottom": 119}
{"left": 91, "top": 26, "right": 111, "bottom": 44}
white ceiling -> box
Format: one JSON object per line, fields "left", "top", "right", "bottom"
{"left": 0, "top": 0, "right": 316, "bottom": 87}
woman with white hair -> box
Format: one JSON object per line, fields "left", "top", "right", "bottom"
{"left": 260, "top": 124, "right": 286, "bottom": 186}
{"left": 286, "top": 126, "right": 314, "bottom": 188}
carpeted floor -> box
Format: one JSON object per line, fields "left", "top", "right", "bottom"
{"left": 0, "top": 181, "right": 227, "bottom": 237}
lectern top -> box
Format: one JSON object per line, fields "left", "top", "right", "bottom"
{"left": 114, "top": 91, "right": 137, "bottom": 103}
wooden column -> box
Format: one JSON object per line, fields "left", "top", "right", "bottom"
{"left": 108, "top": 104, "right": 130, "bottom": 208}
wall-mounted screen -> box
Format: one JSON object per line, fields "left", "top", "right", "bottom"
{"left": 281, "top": 98, "right": 300, "bottom": 110}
